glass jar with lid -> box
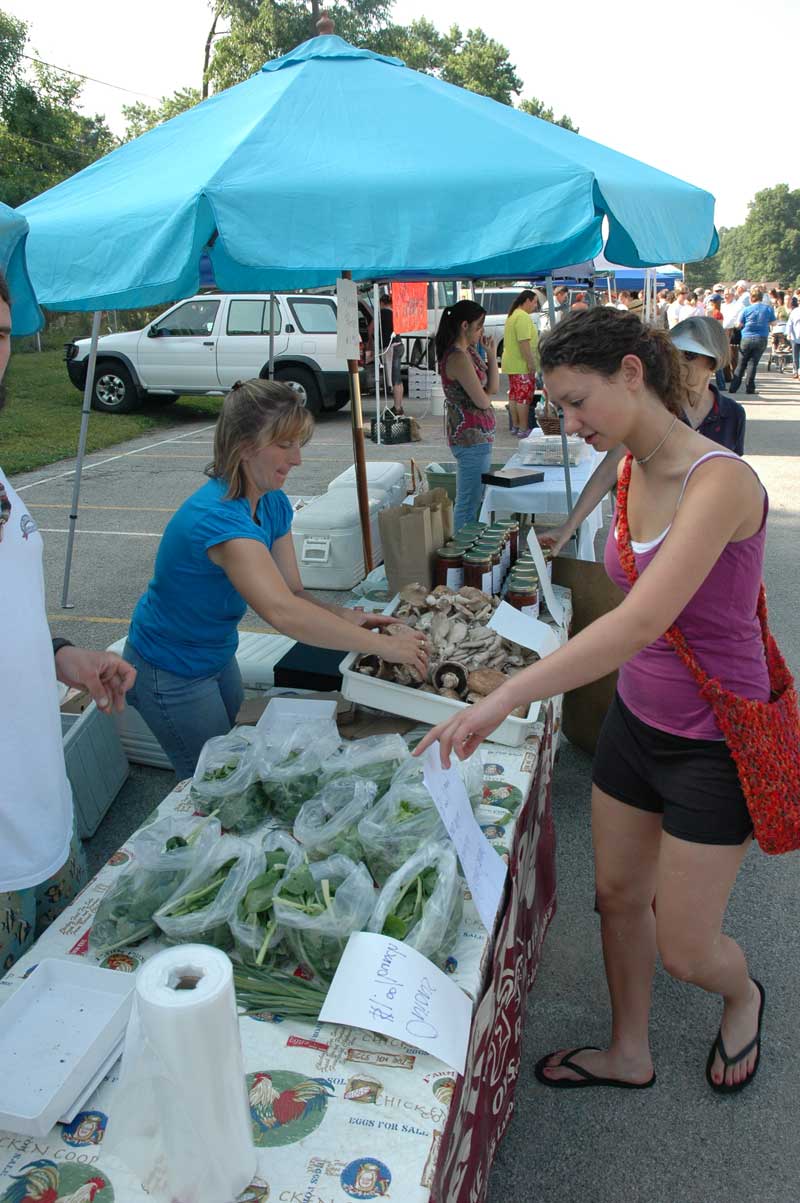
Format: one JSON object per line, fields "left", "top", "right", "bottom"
{"left": 507, "top": 572, "right": 539, "bottom": 618}
{"left": 463, "top": 548, "right": 493, "bottom": 595}
{"left": 434, "top": 543, "right": 464, "bottom": 590}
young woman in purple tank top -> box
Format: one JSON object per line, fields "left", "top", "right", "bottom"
{"left": 417, "top": 308, "right": 770, "bottom": 1095}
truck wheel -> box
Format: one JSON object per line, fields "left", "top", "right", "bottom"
{"left": 91, "top": 361, "right": 140, "bottom": 413}
{"left": 272, "top": 366, "right": 322, "bottom": 415}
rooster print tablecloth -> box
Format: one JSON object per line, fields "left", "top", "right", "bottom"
{"left": 0, "top": 703, "right": 562, "bottom": 1203}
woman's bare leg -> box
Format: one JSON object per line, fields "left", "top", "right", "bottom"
{"left": 655, "top": 832, "right": 758, "bottom": 1087}
{"left": 540, "top": 786, "right": 662, "bottom": 1083}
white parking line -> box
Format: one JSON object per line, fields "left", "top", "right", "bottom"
{"left": 39, "top": 528, "right": 163, "bottom": 537}
{"left": 16, "top": 424, "right": 218, "bottom": 492}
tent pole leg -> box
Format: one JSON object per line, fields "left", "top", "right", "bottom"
{"left": 268, "top": 291, "right": 276, "bottom": 379}
{"left": 344, "top": 272, "right": 373, "bottom": 574}
{"left": 373, "top": 281, "right": 381, "bottom": 445}
{"left": 61, "top": 310, "right": 102, "bottom": 609}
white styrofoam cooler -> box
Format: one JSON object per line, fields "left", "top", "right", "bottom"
{"left": 327, "top": 461, "right": 406, "bottom": 508}
{"left": 292, "top": 490, "right": 383, "bottom": 589}
{"left": 107, "top": 632, "right": 296, "bottom": 768}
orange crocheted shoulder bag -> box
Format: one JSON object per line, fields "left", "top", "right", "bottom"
{"left": 616, "top": 452, "right": 800, "bottom": 855}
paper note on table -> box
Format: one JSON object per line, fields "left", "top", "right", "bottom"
{"left": 335, "top": 277, "right": 360, "bottom": 360}
{"left": 318, "top": 931, "right": 472, "bottom": 1074}
{"left": 488, "top": 600, "right": 560, "bottom": 660}
{"left": 526, "top": 530, "right": 565, "bottom": 625}
{"left": 421, "top": 744, "right": 507, "bottom": 934}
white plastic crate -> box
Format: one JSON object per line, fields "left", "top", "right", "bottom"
{"left": 292, "top": 490, "right": 383, "bottom": 589}
{"left": 61, "top": 703, "right": 130, "bottom": 838}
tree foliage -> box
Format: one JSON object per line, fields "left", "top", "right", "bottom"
{"left": 122, "top": 87, "right": 202, "bottom": 141}
{"left": 518, "top": 96, "right": 578, "bottom": 133}
{"left": 687, "top": 184, "right": 800, "bottom": 288}
{"left": 0, "top": 9, "right": 116, "bottom": 207}
{"left": 206, "top": 1, "right": 572, "bottom": 121}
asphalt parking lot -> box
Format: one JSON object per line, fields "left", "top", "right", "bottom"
{"left": 10, "top": 366, "right": 800, "bottom": 1203}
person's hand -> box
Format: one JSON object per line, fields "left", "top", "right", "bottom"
{"left": 54, "top": 647, "right": 136, "bottom": 714}
{"left": 376, "top": 626, "right": 429, "bottom": 680}
{"left": 536, "top": 523, "right": 572, "bottom": 557}
{"left": 481, "top": 332, "right": 497, "bottom": 357}
{"left": 413, "top": 690, "right": 512, "bottom": 766}
{"left": 348, "top": 608, "right": 410, "bottom": 631}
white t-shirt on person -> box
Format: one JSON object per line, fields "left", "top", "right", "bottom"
{"left": 0, "top": 467, "right": 73, "bottom": 891}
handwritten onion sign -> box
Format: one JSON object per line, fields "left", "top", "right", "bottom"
{"left": 319, "top": 932, "right": 472, "bottom": 1073}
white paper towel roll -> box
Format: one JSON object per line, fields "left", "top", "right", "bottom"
{"left": 107, "top": 944, "right": 255, "bottom": 1203}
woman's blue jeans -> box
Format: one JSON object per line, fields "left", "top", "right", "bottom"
{"left": 123, "top": 640, "right": 244, "bottom": 780}
{"left": 451, "top": 441, "right": 493, "bottom": 531}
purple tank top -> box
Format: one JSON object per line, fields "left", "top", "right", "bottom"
{"left": 604, "top": 451, "right": 770, "bottom": 739}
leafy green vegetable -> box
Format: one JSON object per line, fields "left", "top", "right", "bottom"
{"left": 259, "top": 751, "right": 329, "bottom": 825}
{"left": 234, "top": 850, "right": 289, "bottom": 966}
{"left": 381, "top": 867, "right": 438, "bottom": 940}
{"left": 232, "top": 964, "right": 329, "bottom": 1020}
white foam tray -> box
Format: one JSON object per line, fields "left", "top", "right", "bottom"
{"left": 339, "top": 596, "right": 540, "bottom": 747}
{"left": 0, "top": 959, "right": 134, "bottom": 1137}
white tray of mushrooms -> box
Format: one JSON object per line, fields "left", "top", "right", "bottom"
{"left": 339, "top": 584, "right": 544, "bottom": 747}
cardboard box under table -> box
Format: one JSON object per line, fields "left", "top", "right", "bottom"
{"left": 0, "top": 711, "right": 562, "bottom": 1203}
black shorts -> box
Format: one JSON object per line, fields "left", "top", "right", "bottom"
{"left": 592, "top": 693, "right": 753, "bottom": 846}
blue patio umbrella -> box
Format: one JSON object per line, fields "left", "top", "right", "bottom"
{"left": 0, "top": 203, "right": 43, "bottom": 335}
{"left": 18, "top": 29, "right": 718, "bottom": 588}
{"left": 20, "top": 34, "right": 717, "bottom": 310}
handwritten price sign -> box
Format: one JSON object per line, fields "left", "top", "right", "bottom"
{"left": 319, "top": 932, "right": 472, "bottom": 1074}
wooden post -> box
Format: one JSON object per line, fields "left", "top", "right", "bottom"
{"left": 343, "top": 270, "right": 374, "bottom": 573}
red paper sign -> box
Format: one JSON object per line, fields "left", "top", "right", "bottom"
{"left": 391, "top": 281, "right": 427, "bottom": 334}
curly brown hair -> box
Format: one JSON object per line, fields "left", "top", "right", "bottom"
{"left": 539, "top": 308, "right": 684, "bottom": 416}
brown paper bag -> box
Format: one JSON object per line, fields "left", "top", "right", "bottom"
{"left": 413, "top": 487, "right": 454, "bottom": 543}
{"left": 552, "top": 555, "right": 624, "bottom": 755}
{"left": 379, "top": 504, "right": 438, "bottom": 594}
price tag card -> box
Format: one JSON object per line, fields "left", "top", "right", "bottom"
{"left": 526, "top": 530, "right": 565, "bottom": 626}
{"left": 488, "top": 600, "right": 560, "bottom": 660}
{"left": 319, "top": 932, "right": 472, "bottom": 1074}
{"left": 336, "top": 277, "right": 360, "bottom": 360}
{"left": 421, "top": 744, "right": 507, "bottom": 934}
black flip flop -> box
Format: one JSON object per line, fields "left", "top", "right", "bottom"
{"left": 705, "top": 978, "right": 765, "bottom": 1095}
{"left": 534, "top": 1046, "right": 656, "bottom": 1090}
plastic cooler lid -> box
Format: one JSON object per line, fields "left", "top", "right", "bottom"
{"left": 292, "top": 489, "right": 381, "bottom": 531}
{"left": 329, "top": 462, "right": 405, "bottom": 489}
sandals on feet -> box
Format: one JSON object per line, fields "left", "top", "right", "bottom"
{"left": 705, "top": 979, "right": 765, "bottom": 1095}
{"left": 534, "top": 1046, "right": 656, "bottom": 1091}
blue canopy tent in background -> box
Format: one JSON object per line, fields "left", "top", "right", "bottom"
{"left": 0, "top": 204, "right": 43, "bottom": 336}
{"left": 19, "top": 28, "right": 718, "bottom": 596}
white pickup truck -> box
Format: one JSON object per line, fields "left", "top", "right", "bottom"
{"left": 64, "top": 291, "right": 372, "bottom": 415}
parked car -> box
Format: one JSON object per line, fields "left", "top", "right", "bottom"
{"left": 64, "top": 291, "right": 372, "bottom": 415}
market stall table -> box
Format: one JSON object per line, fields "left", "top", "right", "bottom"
{"left": 479, "top": 447, "right": 607, "bottom": 560}
{"left": 0, "top": 592, "right": 572, "bottom": 1203}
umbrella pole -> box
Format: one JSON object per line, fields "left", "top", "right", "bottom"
{"left": 544, "top": 275, "right": 575, "bottom": 536}
{"left": 268, "top": 291, "right": 276, "bottom": 379}
{"left": 343, "top": 271, "right": 373, "bottom": 573}
{"left": 373, "top": 281, "right": 381, "bottom": 445}
{"left": 61, "top": 310, "right": 102, "bottom": 608}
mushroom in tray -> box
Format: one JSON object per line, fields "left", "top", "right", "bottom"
{"left": 466, "top": 668, "right": 509, "bottom": 697}
{"left": 432, "top": 661, "right": 469, "bottom": 698}
{"left": 355, "top": 654, "right": 391, "bottom": 679}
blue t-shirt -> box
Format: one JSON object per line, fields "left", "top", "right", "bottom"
{"left": 129, "top": 477, "right": 294, "bottom": 677}
{"left": 739, "top": 303, "right": 775, "bottom": 339}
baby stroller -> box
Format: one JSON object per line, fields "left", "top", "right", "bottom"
{"left": 767, "top": 322, "right": 792, "bottom": 372}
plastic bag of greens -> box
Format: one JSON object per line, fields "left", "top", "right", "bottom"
{"left": 229, "top": 830, "right": 302, "bottom": 967}
{"left": 257, "top": 728, "right": 342, "bottom": 825}
{"left": 357, "top": 778, "right": 449, "bottom": 885}
{"left": 272, "top": 854, "right": 376, "bottom": 983}
{"left": 368, "top": 844, "right": 463, "bottom": 968}
{"left": 322, "top": 733, "right": 410, "bottom": 800}
{"left": 293, "top": 777, "right": 378, "bottom": 863}
{"left": 89, "top": 814, "right": 222, "bottom": 956}
{"left": 189, "top": 727, "right": 269, "bottom": 832}
{"left": 155, "top": 835, "right": 264, "bottom": 950}
{"left": 391, "top": 746, "right": 484, "bottom": 812}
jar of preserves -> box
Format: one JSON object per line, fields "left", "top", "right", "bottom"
{"left": 463, "top": 549, "right": 493, "bottom": 595}
{"left": 507, "top": 574, "right": 539, "bottom": 619}
{"left": 499, "top": 519, "right": 519, "bottom": 564}
{"left": 434, "top": 543, "right": 464, "bottom": 590}
{"left": 475, "top": 539, "right": 502, "bottom": 594}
